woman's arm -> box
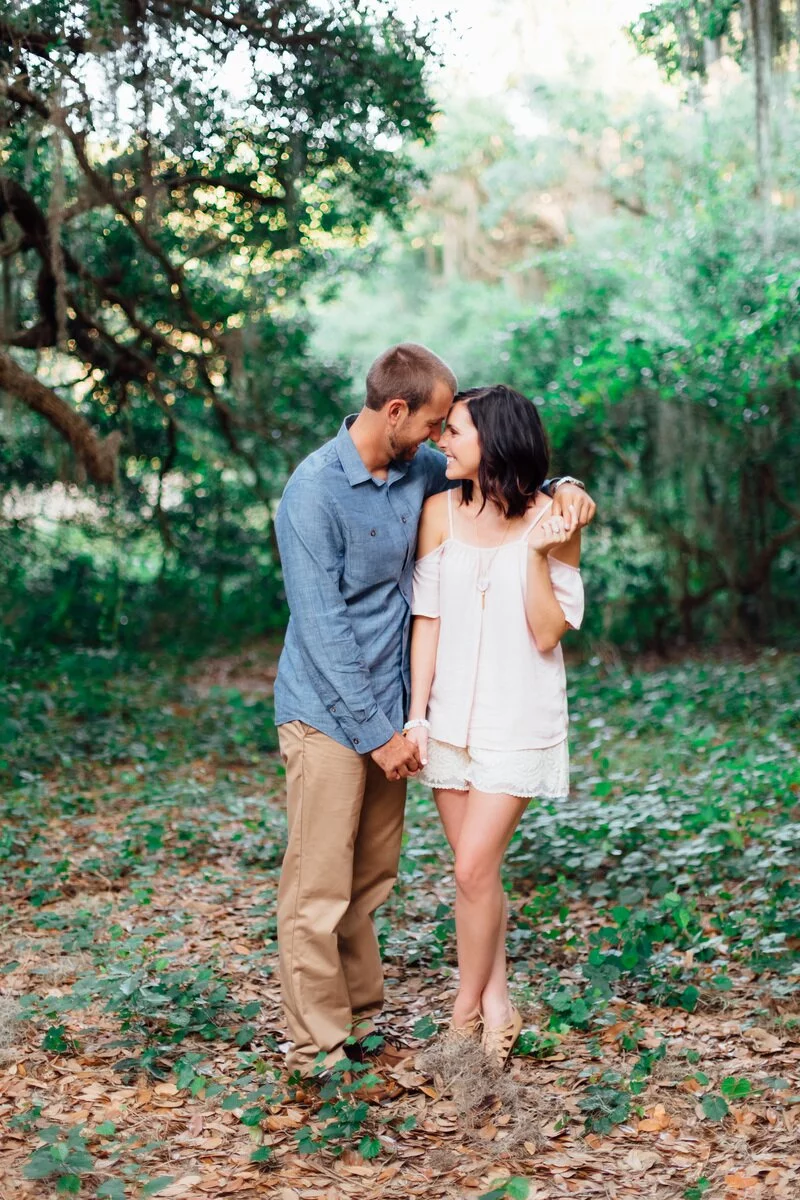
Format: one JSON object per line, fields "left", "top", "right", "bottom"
{"left": 406, "top": 493, "right": 449, "bottom": 762}
{"left": 408, "top": 614, "right": 440, "bottom": 726}
{"left": 525, "top": 514, "right": 582, "bottom": 652}
{"left": 407, "top": 615, "right": 439, "bottom": 766}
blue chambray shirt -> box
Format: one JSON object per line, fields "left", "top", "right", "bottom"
{"left": 274, "top": 415, "right": 452, "bottom": 753}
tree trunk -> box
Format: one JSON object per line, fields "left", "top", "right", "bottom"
{"left": 703, "top": 38, "right": 721, "bottom": 69}
{"left": 0, "top": 349, "right": 121, "bottom": 485}
{"left": 749, "top": 0, "right": 774, "bottom": 249}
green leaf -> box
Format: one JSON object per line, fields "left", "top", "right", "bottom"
{"left": 711, "top": 974, "right": 733, "bottom": 990}
{"left": 679, "top": 985, "right": 699, "bottom": 1013}
{"left": 701, "top": 1094, "right": 729, "bottom": 1121}
{"left": 684, "top": 1178, "right": 711, "bottom": 1200}
{"left": 239, "top": 1107, "right": 264, "bottom": 1127}
{"left": 42, "top": 1026, "right": 71, "bottom": 1053}
{"left": 94, "top": 1122, "right": 116, "bottom": 1137}
{"left": 358, "top": 1135, "right": 382, "bottom": 1160}
{"left": 55, "top": 1176, "right": 81, "bottom": 1194}
{"left": 38, "top": 1126, "right": 65, "bottom": 1145}
{"left": 479, "top": 1179, "right": 530, "bottom": 1200}
{"left": 412, "top": 1015, "right": 437, "bottom": 1038}
{"left": 504, "top": 1180, "right": 531, "bottom": 1200}
{"left": 250, "top": 1146, "right": 273, "bottom": 1163}
{"left": 721, "top": 1076, "right": 751, "bottom": 1098}
{"left": 96, "top": 1181, "right": 127, "bottom": 1199}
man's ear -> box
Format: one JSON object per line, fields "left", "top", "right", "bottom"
{"left": 385, "top": 398, "right": 408, "bottom": 427}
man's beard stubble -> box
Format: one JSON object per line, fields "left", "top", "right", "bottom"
{"left": 388, "top": 432, "right": 420, "bottom": 463}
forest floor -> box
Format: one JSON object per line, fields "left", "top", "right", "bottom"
{"left": 1, "top": 645, "right": 798, "bottom": 1200}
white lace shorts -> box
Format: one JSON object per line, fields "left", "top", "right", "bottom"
{"left": 419, "top": 737, "right": 569, "bottom": 800}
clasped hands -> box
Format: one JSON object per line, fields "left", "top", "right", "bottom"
{"left": 528, "top": 502, "right": 582, "bottom": 556}
{"left": 371, "top": 726, "right": 431, "bottom": 781}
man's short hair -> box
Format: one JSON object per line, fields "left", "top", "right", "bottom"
{"left": 365, "top": 343, "right": 457, "bottom": 412}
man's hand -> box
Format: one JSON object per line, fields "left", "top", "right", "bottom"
{"left": 371, "top": 732, "right": 421, "bottom": 781}
{"left": 551, "top": 483, "right": 596, "bottom": 532}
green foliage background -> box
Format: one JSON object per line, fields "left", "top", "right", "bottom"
{"left": 310, "top": 72, "right": 800, "bottom": 648}
{"left": 1, "top": 0, "right": 799, "bottom": 653}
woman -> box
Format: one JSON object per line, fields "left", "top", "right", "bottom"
{"left": 404, "top": 385, "right": 584, "bottom": 1069}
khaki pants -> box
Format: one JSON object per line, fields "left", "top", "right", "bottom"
{"left": 277, "top": 721, "right": 406, "bottom": 1074}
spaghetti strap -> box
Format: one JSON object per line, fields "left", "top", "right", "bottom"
{"left": 447, "top": 487, "right": 455, "bottom": 539}
{"left": 517, "top": 498, "right": 553, "bottom": 541}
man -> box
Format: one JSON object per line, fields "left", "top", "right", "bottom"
{"left": 274, "top": 343, "right": 594, "bottom": 1084}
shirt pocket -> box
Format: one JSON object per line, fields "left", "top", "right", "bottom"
{"left": 343, "top": 518, "right": 403, "bottom": 592}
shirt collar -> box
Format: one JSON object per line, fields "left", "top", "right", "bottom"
{"left": 336, "top": 414, "right": 412, "bottom": 487}
{"left": 336, "top": 416, "right": 373, "bottom": 486}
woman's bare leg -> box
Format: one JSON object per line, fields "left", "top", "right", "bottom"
{"left": 435, "top": 789, "right": 515, "bottom": 1025}
{"left": 480, "top": 891, "right": 511, "bottom": 1028}
{"left": 437, "top": 787, "right": 527, "bottom": 1028}
{"left": 434, "top": 788, "right": 476, "bottom": 1021}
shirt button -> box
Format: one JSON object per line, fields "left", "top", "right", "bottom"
{"left": 353, "top": 738, "right": 360, "bottom": 746}
{"left": 329, "top": 705, "right": 336, "bottom": 713}
{"left": 370, "top": 529, "right": 376, "bottom": 536}
{"left": 401, "top": 515, "right": 408, "bottom": 523}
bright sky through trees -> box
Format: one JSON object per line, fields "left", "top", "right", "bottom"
{"left": 396, "top": 0, "right": 659, "bottom": 98}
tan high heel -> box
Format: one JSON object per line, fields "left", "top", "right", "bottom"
{"left": 481, "top": 1006, "right": 522, "bottom": 1069}
{"left": 443, "top": 1011, "right": 482, "bottom": 1045}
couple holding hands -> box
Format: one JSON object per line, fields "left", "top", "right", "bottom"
{"left": 274, "top": 343, "right": 594, "bottom": 1087}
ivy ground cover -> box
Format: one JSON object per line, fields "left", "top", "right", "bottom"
{"left": 0, "top": 648, "right": 798, "bottom": 1199}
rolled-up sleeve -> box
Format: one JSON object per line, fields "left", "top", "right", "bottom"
{"left": 548, "top": 557, "right": 585, "bottom": 630}
{"left": 411, "top": 547, "right": 443, "bottom": 618}
{"left": 276, "top": 479, "right": 395, "bottom": 753}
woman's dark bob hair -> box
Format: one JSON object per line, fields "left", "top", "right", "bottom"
{"left": 455, "top": 384, "right": 550, "bottom": 518}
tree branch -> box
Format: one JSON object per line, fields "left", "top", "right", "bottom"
{"left": 0, "top": 349, "right": 121, "bottom": 485}
{"left": 743, "top": 519, "right": 800, "bottom": 593}
{"left": 156, "top": 0, "right": 331, "bottom": 45}
{"left": 0, "top": 19, "right": 89, "bottom": 58}
{"left": 162, "top": 174, "right": 284, "bottom": 207}
{"left": 0, "top": 82, "right": 217, "bottom": 344}
{"left": 763, "top": 463, "right": 800, "bottom": 521}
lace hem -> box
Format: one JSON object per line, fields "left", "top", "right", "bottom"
{"left": 420, "top": 738, "right": 569, "bottom": 799}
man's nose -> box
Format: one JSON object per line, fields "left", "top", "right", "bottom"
{"left": 429, "top": 426, "right": 443, "bottom": 445}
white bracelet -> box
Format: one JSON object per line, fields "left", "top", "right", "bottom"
{"left": 403, "top": 718, "right": 430, "bottom": 732}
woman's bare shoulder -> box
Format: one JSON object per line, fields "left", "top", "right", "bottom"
{"left": 421, "top": 489, "right": 451, "bottom": 519}
{"left": 417, "top": 489, "right": 451, "bottom": 556}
